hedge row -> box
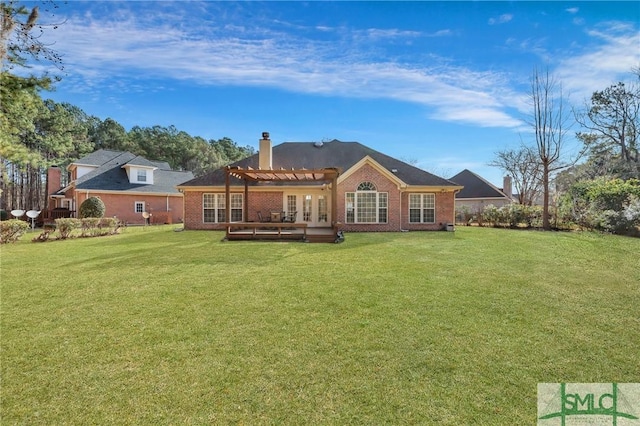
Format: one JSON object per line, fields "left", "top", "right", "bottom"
{"left": 0, "top": 217, "right": 123, "bottom": 244}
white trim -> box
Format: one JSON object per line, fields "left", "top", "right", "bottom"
{"left": 134, "top": 201, "right": 145, "bottom": 213}
{"left": 202, "top": 193, "right": 243, "bottom": 223}
{"left": 345, "top": 190, "right": 388, "bottom": 224}
{"left": 338, "top": 155, "right": 407, "bottom": 189}
{"left": 409, "top": 193, "right": 436, "bottom": 224}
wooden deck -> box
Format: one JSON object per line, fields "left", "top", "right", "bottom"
{"left": 224, "top": 223, "right": 342, "bottom": 243}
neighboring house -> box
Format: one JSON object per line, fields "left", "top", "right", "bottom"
{"left": 178, "top": 133, "right": 462, "bottom": 239}
{"left": 46, "top": 150, "right": 194, "bottom": 225}
{"left": 449, "top": 169, "right": 513, "bottom": 217}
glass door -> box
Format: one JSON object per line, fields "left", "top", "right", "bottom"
{"left": 285, "top": 192, "right": 330, "bottom": 227}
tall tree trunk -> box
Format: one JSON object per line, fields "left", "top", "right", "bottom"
{"left": 542, "top": 162, "right": 550, "bottom": 230}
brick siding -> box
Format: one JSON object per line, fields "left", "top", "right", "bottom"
{"left": 71, "top": 190, "right": 184, "bottom": 225}
{"left": 183, "top": 163, "right": 456, "bottom": 232}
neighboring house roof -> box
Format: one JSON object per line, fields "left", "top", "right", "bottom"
{"left": 125, "top": 156, "right": 159, "bottom": 168}
{"left": 181, "top": 140, "right": 459, "bottom": 187}
{"left": 69, "top": 149, "right": 130, "bottom": 167}
{"left": 70, "top": 149, "right": 193, "bottom": 194}
{"left": 450, "top": 169, "right": 510, "bottom": 200}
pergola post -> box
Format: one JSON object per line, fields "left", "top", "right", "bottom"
{"left": 244, "top": 179, "right": 249, "bottom": 221}
{"left": 225, "top": 167, "right": 231, "bottom": 223}
{"left": 331, "top": 173, "right": 338, "bottom": 231}
{"left": 224, "top": 166, "right": 341, "bottom": 241}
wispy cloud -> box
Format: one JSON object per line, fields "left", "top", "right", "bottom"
{"left": 41, "top": 4, "right": 638, "bottom": 131}
{"left": 556, "top": 22, "right": 640, "bottom": 101}
{"left": 44, "top": 7, "right": 522, "bottom": 129}
{"left": 566, "top": 7, "right": 579, "bottom": 14}
{"left": 488, "top": 14, "right": 513, "bottom": 25}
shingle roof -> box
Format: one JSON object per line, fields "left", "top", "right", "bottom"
{"left": 72, "top": 150, "right": 193, "bottom": 193}
{"left": 71, "top": 149, "right": 129, "bottom": 167}
{"left": 125, "top": 156, "right": 158, "bottom": 168}
{"left": 450, "top": 169, "right": 509, "bottom": 199}
{"left": 181, "top": 140, "right": 459, "bottom": 187}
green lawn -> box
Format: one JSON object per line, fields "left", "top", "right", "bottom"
{"left": 1, "top": 226, "right": 638, "bottom": 424}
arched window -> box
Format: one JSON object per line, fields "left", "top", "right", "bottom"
{"left": 346, "top": 182, "right": 388, "bottom": 224}
{"left": 357, "top": 181, "right": 377, "bottom": 191}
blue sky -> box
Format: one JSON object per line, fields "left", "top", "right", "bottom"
{"left": 30, "top": 1, "right": 640, "bottom": 185}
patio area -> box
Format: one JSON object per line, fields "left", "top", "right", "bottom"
{"left": 224, "top": 222, "right": 341, "bottom": 243}
{"left": 222, "top": 164, "right": 342, "bottom": 243}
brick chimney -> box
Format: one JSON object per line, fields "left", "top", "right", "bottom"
{"left": 502, "top": 175, "right": 512, "bottom": 200}
{"left": 46, "top": 166, "right": 62, "bottom": 208}
{"left": 259, "top": 132, "right": 272, "bottom": 170}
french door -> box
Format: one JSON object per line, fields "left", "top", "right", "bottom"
{"left": 284, "top": 192, "right": 330, "bottom": 227}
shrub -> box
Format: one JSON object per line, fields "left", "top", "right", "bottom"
{"left": 481, "top": 205, "right": 501, "bottom": 227}
{"left": 80, "top": 218, "right": 101, "bottom": 237}
{"left": 79, "top": 197, "right": 105, "bottom": 219}
{"left": 0, "top": 219, "right": 30, "bottom": 243}
{"left": 595, "top": 196, "right": 640, "bottom": 235}
{"left": 32, "top": 230, "right": 52, "bottom": 243}
{"left": 55, "top": 218, "right": 81, "bottom": 239}
{"left": 559, "top": 178, "right": 640, "bottom": 235}
{"left": 99, "top": 217, "right": 123, "bottom": 235}
{"left": 78, "top": 217, "right": 122, "bottom": 236}
{"left": 479, "top": 204, "right": 544, "bottom": 228}
{"left": 455, "top": 206, "right": 473, "bottom": 225}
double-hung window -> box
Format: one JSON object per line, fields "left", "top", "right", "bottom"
{"left": 203, "top": 193, "right": 243, "bottom": 223}
{"left": 137, "top": 169, "right": 147, "bottom": 182}
{"left": 345, "top": 182, "right": 388, "bottom": 224}
{"left": 409, "top": 193, "right": 435, "bottom": 223}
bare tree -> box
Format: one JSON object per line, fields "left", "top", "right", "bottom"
{"left": 527, "top": 68, "right": 572, "bottom": 229}
{"left": 489, "top": 144, "right": 542, "bottom": 205}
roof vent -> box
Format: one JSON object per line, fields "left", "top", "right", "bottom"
{"left": 391, "top": 168, "right": 398, "bottom": 173}
{"left": 314, "top": 141, "right": 324, "bottom": 148}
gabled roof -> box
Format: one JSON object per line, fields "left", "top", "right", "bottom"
{"left": 71, "top": 150, "right": 193, "bottom": 194}
{"left": 181, "top": 140, "right": 459, "bottom": 187}
{"left": 124, "top": 156, "right": 158, "bottom": 169}
{"left": 450, "top": 169, "right": 510, "bottom": 199}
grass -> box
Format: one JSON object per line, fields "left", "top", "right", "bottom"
{"left": 1, "top": 226, "right": 639, "bottom": 424}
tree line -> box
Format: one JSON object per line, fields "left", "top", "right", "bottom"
{"left": 489, "top": 67, "right": 639, "bottom": 234}
{"left": 1, "top": 2, "right": 254, "bottom": 213}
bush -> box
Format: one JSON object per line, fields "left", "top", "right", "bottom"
{"left": 31, "top": 217, "right": 123, "bottom": 242}
{"left": 79, "top": 217, "right": 122, "bottom": 237}
{"left": 559, "top": 178, "right": 640, "bottom": 235}
{"left": 0, "top": 219, "right": 30, "bottom": 244}
{"left": 481, "top": 204, "right": 501, "bottom": 227}
{"left": 98, "top": 217, "right": 123, "bottom": 235}
{"left": 479, "top": 204, "right": 544, "bottom": 228}
{"left": 80, "top": 218, "right": 101, "bottom": 237}
{"left": 32, "top": 230, "right": 52, "bottom": 243}
{"left": 55, "top": 218, "right": 81, "bottom": 239}
{"left": 79, "top": 197, "right": 105, "bottom": 219}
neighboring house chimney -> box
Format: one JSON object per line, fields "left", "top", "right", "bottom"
{"left": 259, "top": 132, "right": 272, "bottom": 170}
{"left": 503, "top": 175, "right": 512, "bottom": 200}
{"left": 46, "top": 166, "right": 62, "bottom": 209}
